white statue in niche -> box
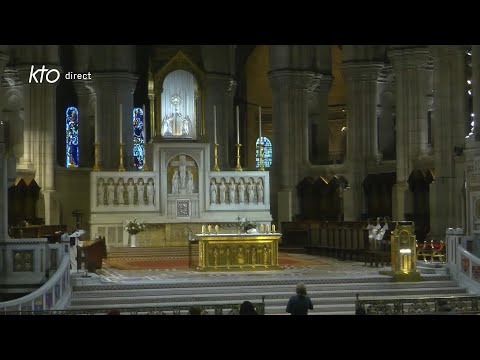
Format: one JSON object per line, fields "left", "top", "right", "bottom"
{"left": 186, "top": 170, "right": 194, "bottom": 194}
{"left": 137, "top": 178, "right": 145, "bottom": 205}
{"left": 127, "top": 178, "right": 135, "bottom": 205}
{"left": 172, "top": 170, "right": 179, "bottom": 194}
{"left": 228, "top": 179, "right": 236, "bottom": 204}
{"left": 219, "top": 179, "right": 226, "bottom": 204}
{"left": 97, "top": 178, "right": 105, "bottom": 206}
{"left": 147, "top": 178, "right": 155, "bottom": 205}
{"left": 247, "top": 179, "right": 255, "bottom": 204}
{"left": 107, "top": 178, "right": 115, "bottom": 206}
{"left": 160, "top": 70, "right": 197, "bottom": 139}
{"left": 210, "top": 179, "right": 217, "bottom": 204}
{"left": 238, "top": 179, "right": 245, "bottom": 204}
{"left": 117, "top": 178, "right": 125, "bottom": 205}
{"left": 256, "top": 178, "right": 264, "bottom": 204}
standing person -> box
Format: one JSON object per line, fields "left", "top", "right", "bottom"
{"left": 219, "top": 179, "right": 226, "bottom": 204}
{"left": 239, "top": 301, "right": 258, "bottom": 315}
{"left": 286, "top": 282, "right": 313, "bottom": 315}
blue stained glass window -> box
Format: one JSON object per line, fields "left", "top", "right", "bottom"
{"left": 256, "top": 136, "right": 272, "bottom": 168}
{"left": 133, "top": 107, "right": 145, "bottom": 170}
{"left": 66, "top": 106, "right": 79, "bottom": 168}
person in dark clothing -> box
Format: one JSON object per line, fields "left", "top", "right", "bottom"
{"left": 286, "top": 282, "right": 313, "bottom": 315}
{"left": 239, "top": 301, "right": 258, "bottom": 315}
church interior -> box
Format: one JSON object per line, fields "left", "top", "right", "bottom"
{"left": 1, "top": 45, "right": 480, "bottom": 315}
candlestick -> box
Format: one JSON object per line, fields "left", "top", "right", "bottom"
{"left": 266, "top": 224, "right": 270, "bottom": 233}
{"left": 236, "top": 105, "right": 240, "bottom": 144}
{"left": 201, "top": 225, "right": 206, "bottom": 234}
{"left": 260, "top": 224, "right": 264, "bottom": 233}
{"left": 92, "top": 143, "right": 101, "bottom": 171}
{"left": 118, "top": 143, "right": 125, "bottom": 172}
{"left": 235, "top": 143, "right": 243, "bottom": 171}
{"left": 94, "top": 101, "right": 99, "bottom": 143}
{"left": 272, "top": 224, "right": 276, "bottom": 233}
{"left": 119, "top": 103, "right": 123, "bottom": 143}
{"left": 208, "top": 225, "right": 212, "bottom": 234}
{"left": 215, "top": 225, "right": 219, "bottom": 235}
{"left": 213, "top": 105, "right": 217, "bottom": 144}
{"left": 259, "top": 106, "right": 262, "bottom": 140}
{"left": 213, "top": 143, "right": 220, "bottom": 171}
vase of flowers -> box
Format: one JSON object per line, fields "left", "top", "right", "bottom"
{"left": 239, "top": 218, "right": 257, "bottom": 234}
{"left": 125, "top": 219, "right": 146, "bottom": 247}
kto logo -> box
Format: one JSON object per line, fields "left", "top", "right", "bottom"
{"left": 28, "top": 65, "right": 60, "bottom": 84}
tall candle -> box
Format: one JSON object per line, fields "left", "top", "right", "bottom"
{"left": 259, "top": 106, "right": 262, "bottom": 141}
{"left": 213, "top": 105, "right": 217, "bottom": 144}
{"left": 119, "top": 103, "right": 123, "bottom": 143}
{"left": 236, "top": 106, "right": 240, "bottom": 144}
{"left": 272, "top": 224, "right": 276, "bottom": 233}
{"left": 94, "top": 102, "right": 99, "bottom": 143}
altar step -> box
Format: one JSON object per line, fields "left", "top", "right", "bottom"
{"left": 68, "top": 275, "right": 466, "bottom": 315}
{"left": 107, "top": 246, "right": 196, "bottom": 259}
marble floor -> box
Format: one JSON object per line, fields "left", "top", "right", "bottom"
{"left": 79, "top": 253, "right": 395, "bottom": 285}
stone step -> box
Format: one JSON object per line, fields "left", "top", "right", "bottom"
{"left": 71, "top": 280, "right": 461, "bottom": 299}
{"left": 70, "top": 287, "right": 466, "bottom": 307}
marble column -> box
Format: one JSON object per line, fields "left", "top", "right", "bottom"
{"left": 204, "top": 73, "right": 236, "bottom": 169}
{"left": 388, "top": 47, "right": 430, "bottom": 220}
{"left": 73, "top": 80, "right": 94, "bottom": 168}
{"left": 430, "top": 46, "right": 468, "bottom": 237}
{"left": 92, "top": 74, "right": 137, "bottom": 171}
{"left": 472, "top": 46, "right": 480, "bottom": 142}
{"left": 308, "top": 75, "right": 332, "bottom": 164}
{"left": 341, "top": 62, "right": 383, "bottom": 221}
{"left": 269, "top": 70, "right": 311, "bottom": 223}
{"left": 377, "top": 66, "right": 396, "bottom": 160}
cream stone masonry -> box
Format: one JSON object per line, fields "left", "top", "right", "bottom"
{"left": 90, "top": 141, "right": 272, "bottom": 247}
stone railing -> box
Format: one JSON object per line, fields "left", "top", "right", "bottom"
{"left": 0, "top": 300, "right": 266, "bottom": 315}
{"left": 445, "top": 228, "right": 480, "bottom": 293}
{"left": 355, "top": 294, "right": 480, "bottom": 315}
{"left": 0, "top": 251, "right": 72, "bottom": 314}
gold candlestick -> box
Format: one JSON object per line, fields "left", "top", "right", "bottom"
{"left": 118, "top": 143, "right": 125, "bottom": 172}
{"left": 258, "top": 143, "right": 265, "bottom": 171}
{"left": 93, "top": 143, "right": 101, "bottom": 171}
{"left": 235, "top": 143, "right": 243, "bottom": 171}
{"left": 213, "top": 143, "right": 220, "bottom": 171}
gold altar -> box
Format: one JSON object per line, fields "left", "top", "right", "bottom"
{"left": 195, "top": 233, "right": 282, "bottom": 271}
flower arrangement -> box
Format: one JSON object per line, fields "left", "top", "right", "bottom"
{"left": 239, "top": 218, "right": 257, "bottom": 232}
{"left": 125, "top": 219, "right": 146, "bottom": 235}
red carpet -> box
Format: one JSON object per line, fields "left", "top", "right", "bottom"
{"left": 103, "top": 255, "right": 327, "bottom": 270}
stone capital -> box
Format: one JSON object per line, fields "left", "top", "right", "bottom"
{"left": 72, "top": 80, "right": 94, "bottom": 96}
{"left": 308, "top": 74, "right": 333, "bottom": 93}
{"left": 268, "top": 70, "right": 315, "bottom": 91}
{"left": 341, "top": 62, "right": 383, "bottom": 81}
{"left": 92, "top": 72, "right": 138, "bottom": 94}
{"left": 388, "top": 47, "right": 431, "bottom": 69}
{"left": 205, "top": 73, "right": 236, "bottom": 95}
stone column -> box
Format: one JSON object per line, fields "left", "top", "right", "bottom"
{"left": 73, "top": 80, "right": 94, "bottom": 168}
{"left": 341, "top": 62, "right": 383, "bottom": 221}
{"left": 377, "top": 66, "right": 396, "bottom": 160}
{"left": 269, "top": 70, "right": 311, "bottom": 223}
{"left": 308, "top": 75, "right": 332, "bottom": 164}
{"left": 472, "top": 46, "right": 480, "bottom": 142}
{"left": 204, "top": 73, "right": 236, "bottom": 169}
{"left": 430, "top": 46, "right": 468, "bottom": 237}
{"left": 92, "top": 74, "right": 137, "bottom": 171}
{"left": 388, "top": 47, "right": 430, "bottom": 220}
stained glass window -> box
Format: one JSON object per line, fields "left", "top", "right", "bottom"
{"left": 256, "top": 136, "right": 272, "bottom": 168}
{"left": 66, "top": 106, "right": 79, "bottom": 168}
{"left": 133, "top": 107, "right": 145, "bottom": 170}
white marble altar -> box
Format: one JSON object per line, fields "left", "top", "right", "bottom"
{"left": 90, "top": 142, "right": 272, "bottom": 247}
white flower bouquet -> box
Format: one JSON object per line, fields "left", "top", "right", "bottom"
{"left": 125, "top": 219, "right": 146, "bottom": 235}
